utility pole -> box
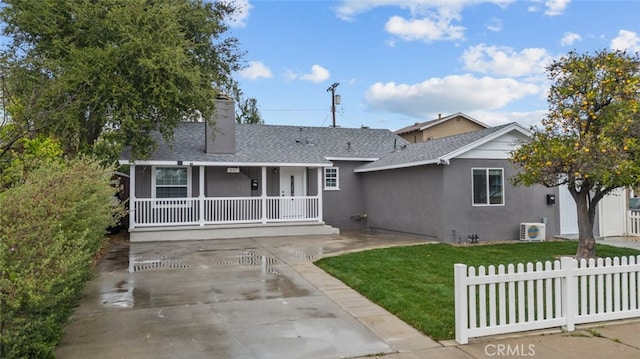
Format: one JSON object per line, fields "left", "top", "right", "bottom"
{"left": 326, "top": 82, "right": 340, "bottom": 127}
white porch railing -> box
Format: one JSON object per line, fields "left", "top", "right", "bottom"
{"left": 628, "top": 210, "right": 640, "bottom": 236}
{"left": 133, "top": 198, "right": 201, "bottom": 227}
{"left": 455, "top": 256, "right": 640, "bottom": 344}
{"left": 204, "top": 197, "right": 262, "bottom": 224}
{"left": 267, "top": 196, "right": 319, "bottom": 222}
{"left": 131, "top": 196, "right": 320, "bottom": 227}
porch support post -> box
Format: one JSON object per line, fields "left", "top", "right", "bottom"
{"left": 129, "top": 163, "right": 136, "bottom": 230}
{"left": 317, "top": 167, "right": 323, "bottom": 222}
{"left": 261, "top": 166, "right": 268, "bottom": 224}
{"left": 199, "top": 165, "right": 205, "bottom": 226}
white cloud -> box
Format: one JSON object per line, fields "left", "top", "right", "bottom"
{"left": 544, "top": 0, "right": 570, "bottom": 16}
{"left": 239, "top": 61, "right": 272, "bottom": 80}
{"left": 335, "top": 0, "right": 513, "bottom": 21}
{"left": 302, "top": 65, "right": 331, "bottom": 83}
{"left": 225, "top": 0, "right": 253, "bottom": 28}
{"left": 286, "top": 64, "right": 331, "bottom": 83}
{"left": 385, "top": 15, "right": 465, "bottom": 42}
{"left": 470, "top": 109, "right": 547, "bottom": 128}
{"left": 462, "top": 44, "right": 552, "bottom": 77}
{"left": 365, "top": 74, "right": 541, "bottom": 119}
{"left": 560, "top": 32, "right": 581, "bottom": 46}
{"left": 334, "top": 0, "right": 513, "bottom": 43}
{"left": 611, "top": 30, "right": 640, "bottom": 52}
{"left": 486, "top": 18, "right": 503, "bottom": 32}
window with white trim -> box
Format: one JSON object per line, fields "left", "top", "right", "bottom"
{"left": 472, "top": 168, "right": 504, "bottom": 205}
{"left": 324, "top": 167, "right": 339, "bottom": 190}
{"left": 154, "top": 167, "right": 189, "bottom": 198}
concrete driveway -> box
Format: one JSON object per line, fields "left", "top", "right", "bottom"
{"left": 56, "top": 231, "right": 433, "bottom": 359}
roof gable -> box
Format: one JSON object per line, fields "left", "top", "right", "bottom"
{"left": 355, "top": 123, "right": 530, "bottom": 172}
{"left": 394, "top": 112, "right": 489, "bottom": 135}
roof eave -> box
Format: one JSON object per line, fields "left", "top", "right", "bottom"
{"left": 120, "top": 160, "right": 332, "bottom": 167}
{"left": 354, "top": 159, "right": 439, "bottom": 173}
{"left": 324, "top": 156, "right": 379, "bottom": 162}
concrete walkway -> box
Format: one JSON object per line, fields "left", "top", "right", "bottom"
{"left": 294, "top": 235, "right": 640, "bottom": 359}
{"left": 56, "top": 232, "right": 640, "bottom": 358}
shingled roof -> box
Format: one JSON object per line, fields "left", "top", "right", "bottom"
{"left": 394, "top": 112, "right": 488, "bottom": 135}
{"left": 119, "top": 122, "right": 410, "bottom": 165}
{"left": 355, "top": 123, "right": 529, "bottom": 172}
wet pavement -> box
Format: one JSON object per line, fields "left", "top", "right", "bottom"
{"left": 56, "top": 231, "right": 433, "bottom": 359}
{"left": 56, "top": 233, "right": 640, "bottom": 359}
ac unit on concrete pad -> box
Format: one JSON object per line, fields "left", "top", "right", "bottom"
{"left": 519, "top": 223, "right": 546, "bottom": 241}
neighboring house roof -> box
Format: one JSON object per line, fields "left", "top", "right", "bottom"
{"left": 394, "top": 112, "right": 489, "bottom": 135}
{"left": 119, "top": 122, "right": 410, "bottom": 166}
{"left": 355, "top": 122, "right": 530, "bottom": 173}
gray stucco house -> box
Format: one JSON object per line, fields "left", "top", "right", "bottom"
{"left": 119, "top": 97, "right": 559, "bottom": 242}
{"left": 356, "top": 124, "right": 559, "bottom": 242}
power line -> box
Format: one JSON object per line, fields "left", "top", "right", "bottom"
{"left": 261, "top": 108, "right": 328, "bottom": 112}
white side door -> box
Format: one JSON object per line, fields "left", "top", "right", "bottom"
{"left": 598, "top": 187, "right": 627, "bottom": 237}
{"left": 559, "top": 184, "right": 579, "bottom": 235}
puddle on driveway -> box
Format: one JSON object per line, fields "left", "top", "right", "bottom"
{"left": 239, "top": 276, "right": 311, "bottom": 301}
{"left": 98, "top": 244, "right": 130, "bottom": 272}
{"left": 214, "top": 250, "right": 280, "bottom": 275}
{"left": 130, "top": 256, "right": 190, "bottom": 272}
{"left": 286, "top": 249, "right": 320, "bottom": 262}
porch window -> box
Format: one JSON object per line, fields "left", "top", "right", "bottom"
{"left": 472, "top": 168, "right": 504, "bottom": 206}
{"left": 324, "top": 167, "right": 339, "bottom": 190}
{"left": 154, "top": 167, "right": 189, "bottom": 198}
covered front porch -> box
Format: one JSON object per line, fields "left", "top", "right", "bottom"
{"left": 126, "top": 163, "right": 339, "bottom": 241}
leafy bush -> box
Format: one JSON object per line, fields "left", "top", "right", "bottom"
{"left": 0, "top": 135, "right": 64, "bottom": 189}
{"left": 0, "top": 156, "right": 123, "bottom": 358}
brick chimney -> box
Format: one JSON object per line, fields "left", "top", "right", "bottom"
{"left": 205, "top": 94, "right": 236, "bottom": 154}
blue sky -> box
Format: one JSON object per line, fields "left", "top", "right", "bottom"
{"left": 227, "top": 0, "right": 640, "bottom": 131}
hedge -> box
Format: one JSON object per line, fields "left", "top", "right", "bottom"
{"left": 0, "top": 157, "right": 122, "bottom": 358}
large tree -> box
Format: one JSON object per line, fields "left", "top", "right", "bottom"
{"left": 511, "top": 49, "right": 640, "bottom": 259}
{"left": 1, "top": 0, "right": 245, "bottom": 160}
{"left": 236, "top": 97, "right": 263, "bottom": 124}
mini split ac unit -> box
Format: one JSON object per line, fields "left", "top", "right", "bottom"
{"left": 519, "top": 223, "right": 546, "bottom": 241}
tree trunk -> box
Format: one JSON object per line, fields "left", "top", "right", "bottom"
{"left": 574, "top": 189, "right": 596, "bottom": 259}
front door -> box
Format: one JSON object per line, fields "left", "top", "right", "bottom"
{"left": 279, "top": 167, "right": 306, "bottom": 218}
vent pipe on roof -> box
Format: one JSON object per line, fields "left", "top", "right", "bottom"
{"left": 438, "top": 113, "right": 442, "bottom": 119}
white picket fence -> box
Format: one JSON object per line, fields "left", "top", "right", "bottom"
{"left": 454, "top": 255, "right": 640, "bottom": 344}
{"left": 628, "top": 210, "right": 640, "bottom": 236}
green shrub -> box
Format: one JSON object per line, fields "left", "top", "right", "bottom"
{"left": 0, "top": 156, "right": 123, "bottom": 358}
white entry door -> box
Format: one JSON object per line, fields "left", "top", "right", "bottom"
{"left": 279, "top": 167, "right": 306, "bottom": 218}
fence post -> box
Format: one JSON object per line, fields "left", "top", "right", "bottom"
{"left": 454, "top": 263, "right": 469, "bottom": 344}
{"left": 561, "top": 256, "right": 577, "bottom": 332}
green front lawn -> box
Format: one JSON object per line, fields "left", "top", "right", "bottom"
{"left": 314, "top": 241, "right": 640, "bottom": 340}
